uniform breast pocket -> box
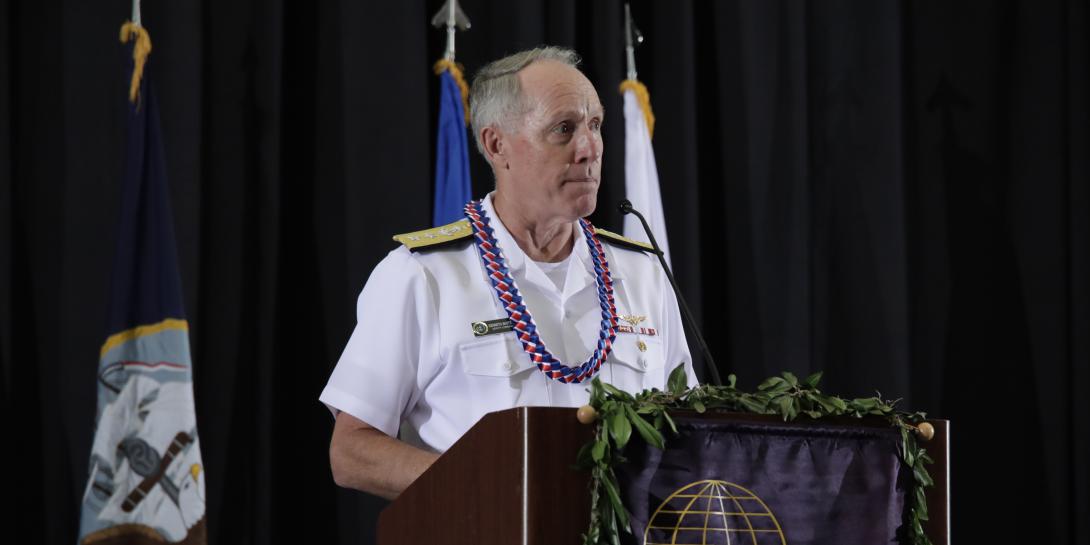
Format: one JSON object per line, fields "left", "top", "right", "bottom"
{"left": 459, "top": 336, "right": 535, "bottom": 378}
{"left": 606, "top": 336, "right": 666, "bottom": 392}
{"left": 454, "top": 336, "right": 539, "bottom": 414}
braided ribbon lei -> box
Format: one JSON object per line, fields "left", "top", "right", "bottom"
{"left": 465, "top": 200, "right": 618, "bottom": 383}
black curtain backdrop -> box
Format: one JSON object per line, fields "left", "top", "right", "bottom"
{"left": 2, "top": 1, "right": 1087, "bottom": 544}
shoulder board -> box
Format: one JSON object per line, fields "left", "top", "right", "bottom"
{"left": 392, "top": 219, "right": 473, "bottom": 252}
{"left": 593, "top": 227, "right": 660, "bottom": 254}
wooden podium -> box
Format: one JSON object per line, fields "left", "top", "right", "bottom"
{"left": 376, "top": 407, "right": 950, "bottom": 545}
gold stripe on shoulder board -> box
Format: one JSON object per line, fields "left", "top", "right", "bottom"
{"left": 393, "top": 219, "right": 473, "bottom": 251}
{"left": 592, "top": 226, "right": 656, "bottom": 253}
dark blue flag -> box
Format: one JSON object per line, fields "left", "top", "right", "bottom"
{"left": 79, "top": 24, "right": 207, "bottom": 545}
{"left": 433, "top": 67, "right": 472, "bottom": 226}
{"left": 616, "top": 418, "right": 906, "bottom": 545}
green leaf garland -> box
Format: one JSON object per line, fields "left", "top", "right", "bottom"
{"left": 578, "top": 369, "right": 935, "bottom": 545}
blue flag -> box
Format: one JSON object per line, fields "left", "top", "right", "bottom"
{"left": 433, "top": 68, "right": 472, "bottom": 226}
{"left": 79, "top": 26, "right": 207, "bottom": 544}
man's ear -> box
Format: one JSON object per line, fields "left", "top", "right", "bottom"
{"left": 480, "top": 126, "right": 508, "bottom": 170}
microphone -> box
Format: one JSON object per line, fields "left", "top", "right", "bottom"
{"left": 618, "top": 200, "right": 722, "bottom": 386}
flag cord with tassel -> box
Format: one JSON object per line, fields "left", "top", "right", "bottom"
{"left": 619, "top": 79, "right": 655, "bottom": 139}
{"left": 119, "top": 21, "right": 152, "bottom": 105}
{"left": 433, "top": 59, "right": 470, "bottom": 124}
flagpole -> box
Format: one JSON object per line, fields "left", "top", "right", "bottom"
{"left": 624, "top": 3, "right": 642, "bottom": 81}
{"left": 430, "top": 0, "right": 473, "bottom": 227}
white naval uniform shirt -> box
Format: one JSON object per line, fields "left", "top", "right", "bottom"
{"left": 320, "top": 194, "right": 696, "bottom": 453}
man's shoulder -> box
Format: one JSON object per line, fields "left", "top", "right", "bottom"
{"left": 392, "top": 219, "right": 474, "bottom": 252}
{"left": 592, "top": 226, "right": 659, "bottom": 255}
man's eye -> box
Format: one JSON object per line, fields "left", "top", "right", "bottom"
{"left": 590, "top": 119, "right": 602, "bottom": 131}
{"left": 552, "top": 122, "right": 572, "bottom": 135}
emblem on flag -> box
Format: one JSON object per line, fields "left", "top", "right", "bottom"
{"left": 643, "top": 480, "right": 786, "bottom": 545}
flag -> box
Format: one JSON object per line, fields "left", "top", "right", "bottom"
{"left": 79, "top": 23, "right": 206, "bottom": 545}
{"left": 616, "top": 417, "right": 907, "bottom": 545}
{"left": 620, "top": 80, "right": 671, "bottom": 266}
{"left": 432, "top": 60, "right": 472, "bottom": 226}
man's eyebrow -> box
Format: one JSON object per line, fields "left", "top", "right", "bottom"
{"left": 547, "top": 107, "right": 605, "bottom": 121}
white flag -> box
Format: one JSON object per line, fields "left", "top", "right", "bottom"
{"left": 621, "top": 80, "right": 671, "bottom": 266}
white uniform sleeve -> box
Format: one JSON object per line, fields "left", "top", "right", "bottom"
{"left": 660, "top": 265, "right": 700, "bottom": 388}
{"left": 319, "top": 247, "right": 439, "bottom": 438}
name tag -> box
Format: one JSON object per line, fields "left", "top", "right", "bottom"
{"left": 471, "top": 318, "right": 515, "bottom": 337}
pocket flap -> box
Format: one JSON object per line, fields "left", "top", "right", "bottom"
{"left": 459, "top": 336, "right": 535, "bottom": 377}
{"left": 608, "top": 336, "right": 665, "bottom": 373}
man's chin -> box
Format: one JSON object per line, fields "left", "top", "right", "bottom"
{"left": 573, "top": 193, "right": 598, "bottom": 219}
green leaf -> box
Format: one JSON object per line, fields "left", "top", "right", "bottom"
{"left": 739, "top": 396, "right": 768, "bottom": 413}
{"left": 774, "top": 396, "right": 793, "bottom": 420}
{"left": 605, "top": 496, "right": 621, "bottom": 545}
{"left": 915, "top": 487, "right": 929, "bottom": 520}
{"left": 626, "top": 405, "right": 665, "bottom": 449}
{"left": 608, "top": 409, "right": 632, "bottom": 449}
{"left": 813, "top": 395, "right": 839, "bottom": 413}
{"left": 727, "top": 374, "right": 737, "bottom": 388}
{"left": 692, "top": 399, "right": 706, "bottom": 413}
{"left": 758, "top": 376, "right": 785, "bottom": 391}
{"left": 914, "top": 465, "right": 934, "bottom": 487}
{"left": 601, "top": 382, "right": 633, "bottom": 402}
{"left": 662, "top": 411, "right": 678, "bottom": 434}
{"left": 600, "top": 473, "right": 630, "bottom": 532}
{"left": 767, "top": 381, "right": 792, "bottom": 394}
{"left": 592, "top": 438, "right": 608, "bottom": 462}
{"left": 590, "top": 379, "right": 605, "bottom": 406}
{"left": 804, "top": 371, "right": 823, "bottom": 388}
{"left": 782, "top": 371, "right": 799, "bottom": 387}
{"left": 668, "top": 364, "right": 688, "bottom": 394}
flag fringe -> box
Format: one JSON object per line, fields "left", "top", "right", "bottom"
{"left": 119, "top": 21, "right": 152, "bottom": 105}
{"left": 434, "top": 59, "right": 470, "bottom": 124}
{"left": 619, "top": 79, "right": 655, "bottom": 139}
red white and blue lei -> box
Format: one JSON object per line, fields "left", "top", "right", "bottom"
{"left": 464, "top": 200, "right": 618, "bottom": 383}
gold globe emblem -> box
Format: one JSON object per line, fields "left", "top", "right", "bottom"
{"left": 644, "top": 480, "right": 786, "bottom": 545}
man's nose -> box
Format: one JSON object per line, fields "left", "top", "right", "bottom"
{"left": 573, "top": 127, "right": 602, "bottom": 165}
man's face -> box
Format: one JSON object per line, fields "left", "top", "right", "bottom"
{"left": 494, "top": 60, "right": 604, "bottom": 222}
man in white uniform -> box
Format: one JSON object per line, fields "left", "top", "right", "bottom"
{"left": 321, "top": 46, "right": 696, "bottom": 499}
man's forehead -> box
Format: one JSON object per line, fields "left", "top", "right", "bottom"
{"left": 518, "top": 61, "right": 602, "bottom": 114}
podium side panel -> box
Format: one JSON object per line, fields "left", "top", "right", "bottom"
{"left": 923, "top": 419, "right": 951, "bottom": 545}
{"left": 377, "top": 409, "right": 526, "bottom": 545}
{"left": 525, "top": 407, "right": 596, "bottom": 545}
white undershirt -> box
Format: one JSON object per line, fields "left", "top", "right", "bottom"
{"left": 531, "top": 254, "right": 572, "bottom": 293}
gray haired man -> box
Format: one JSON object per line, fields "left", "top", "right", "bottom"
{"left": 321, "top": 46, "right": 695, "bottom": 499}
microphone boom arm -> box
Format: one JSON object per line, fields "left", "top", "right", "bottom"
{"left": 619, "top": 200, "right": 723, "bottom": 386}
